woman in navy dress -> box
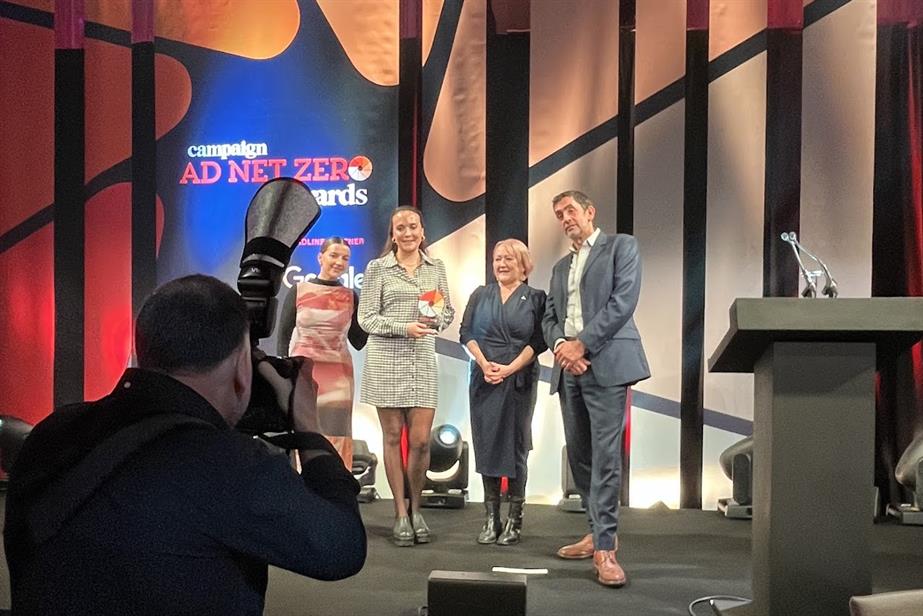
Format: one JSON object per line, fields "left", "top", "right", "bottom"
{"left": 459, "top": 239, "right": 546, "bottom": 545}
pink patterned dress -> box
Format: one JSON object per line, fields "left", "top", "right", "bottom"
{"left": 279, "top": 279, "right": 367, "bottom": 469}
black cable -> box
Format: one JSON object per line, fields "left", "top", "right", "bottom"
{"left": 688, "top": 595, "right": 750, "bottom": 615}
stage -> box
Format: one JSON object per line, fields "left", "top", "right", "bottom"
{"left": 0, "top": 496, "right": 920, "bottom": 614}
{"left": 259, "top": 500, "right": 921, "bottom": 616}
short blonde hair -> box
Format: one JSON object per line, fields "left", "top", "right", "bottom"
{"left": 493, "top": 238, "right": 533, "bottom": 280}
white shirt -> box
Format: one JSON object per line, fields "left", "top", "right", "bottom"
{"left": 555, "top": 227, "right": 601, "bottom": 349}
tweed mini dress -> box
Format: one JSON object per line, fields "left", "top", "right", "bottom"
{"left": 358, "top": 252, "right": 454, "bottom": 408}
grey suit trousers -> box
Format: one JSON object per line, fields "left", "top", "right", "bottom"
{"left": 560, "top": 369, "right": 627, "bottom": 552}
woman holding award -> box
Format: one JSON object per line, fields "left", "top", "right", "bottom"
{"left": 358, "top": 206, "right": 455, "bottom": 547}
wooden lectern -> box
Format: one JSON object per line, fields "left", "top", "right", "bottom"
{"left": 708, "top": 298, "right": 923, "bottom": 616}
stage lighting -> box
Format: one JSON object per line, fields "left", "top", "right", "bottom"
{"left": 422, "top": 424, "right": 469, "bottom": 509}
{"left": 717, "top": 436, "right": 753, "bottom": 519}
{"left": 887, "top": 433, "right": 923, "bottom": 525}
{"left": 558, "top": 445, "right": 587, "bottom": 512}
{"left": 0, "top": 415, "right": 33, "bottom": 487}
{"left": 351, "top": 439, "right": 379, "bottom": 504}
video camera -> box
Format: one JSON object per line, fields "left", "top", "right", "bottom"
{"left": 233, "top": 178, "right": 321, "bottom": 440}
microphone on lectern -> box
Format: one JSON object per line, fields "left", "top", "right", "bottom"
{"left": 780, "top": 232, "right": 838, "bottom": 298}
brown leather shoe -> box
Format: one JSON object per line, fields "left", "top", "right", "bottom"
{"left": 593, "top": 550, "right": 627, "bottom": 587}
{"left": 556, "top": 533, "right": 594, "bottom": 559}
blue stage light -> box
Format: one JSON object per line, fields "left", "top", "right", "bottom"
{"left": 437, "top": 425, "right": 460, "bottom": 447}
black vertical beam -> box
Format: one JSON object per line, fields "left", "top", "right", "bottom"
{"left": 680, "top": 1, "right": 708, "bottom": 510}
{"left": 762, "top": 8, "right": 803, "bottom": 297}
{"left": 485, "top": 1, "right": 530, "bottom": 281}
{"left": 132, "top": 0, "right": 157, "bottom": 316}
{"left": 399, "top": 0, "right": 423, "bottom": 208}
{"left": 616, "top": 0, "right": 636, "bottom": 236}
{"left": 616, "top": 0, "right": 636, "bottom": 506}
{"left": 53, "top": 3, "right": 86, "bottom": 408}
{"left": 872, "top": 26, "right": 910, "bottom": 300}
{"left": 871, "top": 13, "right": 913, "bottom": 509}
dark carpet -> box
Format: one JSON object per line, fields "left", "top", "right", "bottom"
{"left": 1, "top": 496, "right": 920, "bottom": 615}
{"left": 263, "top": 500, "right": 923, "bottom": 616}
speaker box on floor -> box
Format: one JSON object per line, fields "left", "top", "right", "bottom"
{"left": 427, "top": 570, "right": 527, "bottom": 616}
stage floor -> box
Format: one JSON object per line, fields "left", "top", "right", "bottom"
{"left": 1, "top": 496, "right": 921, "bottom": 615}
{"left": 264, "top": 499, "right": 923, "bottom": 616}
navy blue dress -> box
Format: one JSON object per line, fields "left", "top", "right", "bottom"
{"left": 459, "top": 283, "right": 547, "bottom": 478}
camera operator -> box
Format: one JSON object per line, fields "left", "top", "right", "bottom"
{"left": 4, "top": 274, "right": 366, "bottom": 616}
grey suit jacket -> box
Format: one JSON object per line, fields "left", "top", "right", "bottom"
{"left": 542, "top": 231, "right": 650, "bottom": 395}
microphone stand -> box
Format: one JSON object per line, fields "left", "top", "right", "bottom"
{"left": 780, "top": 232, "right": 838, "bottom": 298}
{"left": 794, "top": 240, "right": 838, "bottom": 298}
{"left": 781, "top": 232, "right": 818, "bottom": 297}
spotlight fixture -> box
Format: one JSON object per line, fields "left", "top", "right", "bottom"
{"left": 0, "top": 415, "right": 33, "bottom": 488}
{"left": 422, "top": 424, "right": 469, "bottom": 509}
{"left": 888, "top": 434, "right": 923, "bottom": 525}
{"left": 351, "top": 439, "right": 379, "bottom": 503}
{"left": 716, "top": 436, "right": 753, "bottom": 519}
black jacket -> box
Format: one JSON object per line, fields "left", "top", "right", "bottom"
{"left": 4, "top": 369, "right": 366, "bottom": 615}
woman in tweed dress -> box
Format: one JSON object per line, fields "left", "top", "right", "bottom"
{"left": 358, "top": 206, "right": 455, "bottom": 546}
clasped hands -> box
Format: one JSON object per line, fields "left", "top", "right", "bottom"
{"left": 555, "top": 339, "right": 590, "bottom": 375}
{"left": 479, "top": 360, "right": 515, "bottom": 384}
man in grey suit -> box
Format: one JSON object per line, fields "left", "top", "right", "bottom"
{"left": 542, "top": 190, "right": 650, "bottom": 587}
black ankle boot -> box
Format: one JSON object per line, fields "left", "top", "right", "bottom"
{"left": 477, "top": 476, "right": 502, "bottom": 544}
{"left": 496, "top": 497, "right": 523, "bottom": 546}
{"left": 477, "top": 500, "right": 502, "bottom": 544}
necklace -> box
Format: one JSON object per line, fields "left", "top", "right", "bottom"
{"left": 396, "top": 252, "right": 421, "bottom": 269}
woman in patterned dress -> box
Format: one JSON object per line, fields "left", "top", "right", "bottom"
{"left": 358, "top": 207, "right": 455, "bottom": 546}
{"left": 278, "top": 237, "right": 368, "bottom": 469}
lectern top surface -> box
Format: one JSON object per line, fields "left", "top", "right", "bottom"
{"left": 708, "top": 297, "right": 923, "bottom": 373}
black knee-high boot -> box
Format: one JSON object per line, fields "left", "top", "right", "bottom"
{"left": 477, "top": 476, "right": 502, "bottom": 544}
{"left": 497, "top": 474, "right": 525, "bottom": 546}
